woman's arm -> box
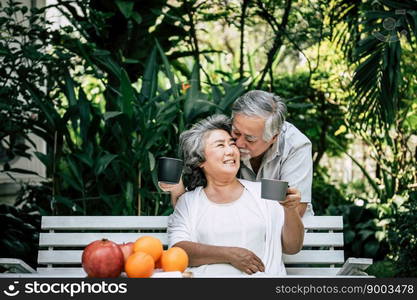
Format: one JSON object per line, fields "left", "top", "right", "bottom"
{"left": 173, "top": 241, "right": 265, "bottom": 274}
{"left": 280, "top": 187, "right": 305, "bottom": 254}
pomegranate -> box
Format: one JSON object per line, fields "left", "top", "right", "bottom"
{"left": 82, "top": 239, "right": 124, "bottom": 278}
{"left": 118, "top": 242, "right": 134, "bottom": 263}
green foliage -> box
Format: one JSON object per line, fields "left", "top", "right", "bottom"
{"left": 327, "top": 203, "right": 389, "bottom": 260}
{"left": 386, "top": 191, "right": 417, "bottom": 277}
{"left": 366, "top": 259, "right": 397, "bottom": 278}
{"left": 0, "top": 0, "right": 247, "bottom": 216}
{"left": 330, "top": 0, "right": 417, "bottom": 127}
{"left": 311, "top": 167, "right": 349, "bottom": 216}
{"left": 271, "top": 72, "right": 350, "bottom": 166}
{"left": 312, "top": 167, "right": 389, "bottom": 261}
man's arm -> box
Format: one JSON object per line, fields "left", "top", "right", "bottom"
{"left": 174, "top": 241, "right": 265, "bottom": 274}
{"left": 280, "top": 136, "right": 313, "bottom": 216}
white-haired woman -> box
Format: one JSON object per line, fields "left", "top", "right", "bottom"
{"left": 167, "top": 114, "right": 304, "bottom": 277}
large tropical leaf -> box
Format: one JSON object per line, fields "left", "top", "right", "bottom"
{"left": 332, "top": 0, "right": 417, "bottom": 128}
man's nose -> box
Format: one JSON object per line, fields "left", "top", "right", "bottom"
{"left": 235, "top": 136, "right": 246, "bottom": 148}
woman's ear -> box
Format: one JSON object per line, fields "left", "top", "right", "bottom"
{"left": 271, "top": 133, "right": 279, "bottom": 144}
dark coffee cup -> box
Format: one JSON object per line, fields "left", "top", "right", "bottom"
{"left": 261, "top": 178, "right": 288, "bottom": 202}
{"left": 157, "top": 157, "right": 183, "bottom": 184}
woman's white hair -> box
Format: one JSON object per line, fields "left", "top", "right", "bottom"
{"left": 179, "top": 114, "right": 232, "bottom": 190}
{"left": 231, "top": 90, "right": 287, "bottom": 141}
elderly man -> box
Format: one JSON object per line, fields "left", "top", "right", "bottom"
{"left": 160, "top": 90, "right": 313, "bottom": 217}
{"left": 230, "top": 90, "right": 313, "bottom": 217}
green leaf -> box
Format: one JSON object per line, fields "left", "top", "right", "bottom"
{"left": 60, "top": 172, "right": 82, "bottom": 192}
{"left": 406, "top": 114, "right": 417, "bottom": 130}
{"left": 148, "top": 151, "right": 155, "bottom": 171}
{"left": 131, "top": 11, "right": 142, "bottom": 24}
{"left": 364, "top": 240, "right": 380, "bottom": 257}
{"left": 155, "top": 40, "right": 179, "bottom": 98}
{"left": 123, "top": 182, "right": 134, "bottom": 211}
{"left": 119, "top": 69, "right": 135, "bottom": 118}
{"left": 94, "top": 154, "right": 118, "bottom": 176}
{"left": 219, "top": 79, "right": 247, "bottom": 111}
{"left": 104, "top": 111, "right": 123, "bottom": 121}
{"left": 33, "top": 151, "right": 50, "bottom": 169}
{"left": 141, "top": 47, "right": 158, "bottom": 100}
{"left": 54, "top": 196, "right": 82, "bottom": 213}
{"left": 359, "top": 230, "right": 375, "bottom": 241}
{"left": 74, "top": 153, "right": 93, "bottom": 168}
{"left": 344, "top": 230, "right": 355, "bottom": 244}
{"left": 115, "top": 0, "right": 134, "bottom": 18}
{"left": 67, "top": 157, "right": 83, "bottom": 189}
{"left": 6, "top": 168, "right": 39, "bottom": 175}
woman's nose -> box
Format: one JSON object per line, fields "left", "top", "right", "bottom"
{"left": 225, "top": 144, "right": 234, "bottom": 154}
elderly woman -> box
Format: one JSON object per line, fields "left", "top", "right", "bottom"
{"left": 167, "top": 114, "right": 304, "bottom": 276}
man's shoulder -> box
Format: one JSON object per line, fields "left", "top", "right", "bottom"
{"left": 282, "top": 121, "right": 311, "bottom": 149}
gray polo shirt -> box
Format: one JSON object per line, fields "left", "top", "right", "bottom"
{"left": 238, "top": 121, "right": 314, "bottom": 216}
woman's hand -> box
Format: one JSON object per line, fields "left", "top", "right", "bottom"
{"left": 158, "top": 178, "right": 186, "bottom": 207}
{"left": 279, "top": 187, "right": 301, "bottom": 210}
{"left": 227, "top": 247, "right": 265, "bottom": 275}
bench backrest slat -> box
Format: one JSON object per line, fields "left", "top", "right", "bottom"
{"left": 41, "top": 216, "right": 343, "bottom": 231}
{"left": 41, "top": 216, "right": 168, "bottom": 230}
{"left": 39, "top": 232, "right": 343, "bottom": 247}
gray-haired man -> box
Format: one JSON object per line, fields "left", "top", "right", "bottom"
{"left": 230, "top": 90, "right": 313, "bottom": 217}
{"left": 160, "top": 90, "right": 313, "bottom": 217}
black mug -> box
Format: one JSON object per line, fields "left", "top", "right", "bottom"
{"left": 261, "top": 178, "right": 288, "bottom": 202}
{"left": 157, "top": 157, "right": 183, "bottom": 184}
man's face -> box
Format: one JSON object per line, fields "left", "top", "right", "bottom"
{"left": 231, "top": 114, "right": 277, "bottom": 160}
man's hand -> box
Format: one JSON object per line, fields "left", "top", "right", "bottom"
{"left": 158, "top": 178, "right": 186, "bottom": 207}
{"left": 226, "top": 247, "right": 265, "bottom": 275}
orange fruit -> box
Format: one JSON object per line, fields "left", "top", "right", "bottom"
{"left": 125, "top": 251, "right": 154, "bottom": 278}
{"left": 133, "top": 236, "right": 163, "bottom": 262}
{"left": 154, "top": 251, "right": 165, "bottom": 269}
{"left": 161, "top": 247, "right": 189, "bottom": 272}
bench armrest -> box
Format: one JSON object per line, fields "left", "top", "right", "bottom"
{"left": 0, "top": 258, "right": 37, "bottom": 274}
{"left": 336, "top": 257, "right": 373, "bottom": 276}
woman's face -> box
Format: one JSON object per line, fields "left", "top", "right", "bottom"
{"left": 200, "top": 129, "right": 240, "bottom": 177}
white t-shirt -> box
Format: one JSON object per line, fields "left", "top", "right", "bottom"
{"left": 189, "top": 188, "right": 266, "bottom": 275}
{"left": 168, "top": 179, "right": 286, "bottom": 277}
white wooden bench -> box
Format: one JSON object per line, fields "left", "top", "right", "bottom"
{"left": 0, "top": 215, "right": 373, "bottom": 277}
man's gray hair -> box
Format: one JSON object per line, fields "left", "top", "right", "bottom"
{"left": 179, "top": 114, "right": 232, "bottom": 190}
{"left": 232, "top": 90, "right": 287, "bottom": 141}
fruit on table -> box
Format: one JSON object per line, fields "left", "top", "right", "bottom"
{"left": 133, "top": 236, "right": 163, "bottom": 262}
{"left": 154, "top": 251, "right": 165, "bottom": 269}
{"left": 161, "top": 247, "right": 189, "bottom": 272}
{"left": 82, "top": 239, "right": 124, "bottom": 278}
{"left": 118, "top": 242, "right": 134, "bottom": 263}
{"left": 125, "top": 251, "right": 155, "bottom": 278}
